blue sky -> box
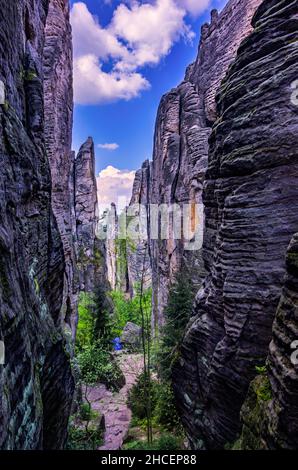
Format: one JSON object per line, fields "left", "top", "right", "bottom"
{"left": 70, "top": 0, "right": 227, "bottom": 206}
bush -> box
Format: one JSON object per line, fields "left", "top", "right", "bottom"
{"left": 76, "top": 288, "right": 114, "bottom": 353}
{"left": 156, "top": 266, "right": 196, "bottom": 381}
{"left": 109, "top": 288, "right": 152, "bottom": 337}
{"left": 67, "top": 423, "right": 103, "bottom": 450}
{"left": 154, "top": 382, "right": 180, "bottom": 430}
{"left": 77, "top": 343, "right": 125, "bottom": 390}
{"left": 128, "top": 374, "right": 180, "bottom": 431}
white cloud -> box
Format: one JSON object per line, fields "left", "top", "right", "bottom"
{"left": 178, "top": 0, "right": 211, "bottom": 16}
{"left": 74, "top": 54, "right": 149, "bottom": 104}
{"left": 98, "top": 143, "right": 120, "bottom": 150}
{"left": 71, "top": 0, "right": 212, "bottom": 105}
{"left": 110, "top": 0, "right": 194, "bottom": 71}
{"left": 97, "top": 165, "right": 136, "bottom": 209}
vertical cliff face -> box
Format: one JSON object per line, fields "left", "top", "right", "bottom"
{"left": 239, "top": 231, "right": 298, "bottom": 450}
{"left": 265, "top": 234, "right": 298, "bottom": 449}
{"left": 174, "top": 0, "right": 298, "bottom": 449}
{"left": 43, "top": 0, "right": 78, "bottom": 336}
{"left": 0, "top": 0, "right": 74, "bottom": 449}
{"left": 149, "top": 0, "right": 262, "bottom": 329}
{"left": 75, "top": 137, "right": 99, "bottom": 292}
{"left": 128, "top": 160, "right": 152, "bottom": 297}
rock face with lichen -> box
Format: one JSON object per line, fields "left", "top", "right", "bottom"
{"left": 0, "top": 0, "right": 74, "bottom": 449}
{"left": 174, "top": 0, "right": 298, "bottom": 450}
{"left": 239, "top": 232, "right": 298, "bottom": 450}
{"left": 43, "top": 0, "right": 78, "bottom": 336}
{"left": 147, "top": 0, "right": 262, "bottom": 330}
{"left": 127, "top": 160, "right": 152, "bottom": 297}
{"left": 75, "top": 137, "right": 99, "bottom": 292}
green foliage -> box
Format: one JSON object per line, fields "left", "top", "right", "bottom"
{"left": 79, "top": 403, "right": 98, "bottom": 422}
{"left": 255, "top": 365, "right": 267, "bottom": 375}
{"left": 256, "top": 375, "right": 272, "bottom": 402}
{"left": 128, "top": 372, "right": 158, "bottom": 420}
{"left": 123, "top": 434, "right": 182, "bottom": 451}
{"left": 154, "top": 382, "right": 180, "bottom": 430}
{"left": 109, "top": 288, "right": 152, "bottom": 337}
{"left": 156, "top": 267, "right": 196, "bottom": 381}
{"left": 76, "top": 292, "right": 96, "bottom": 351}
{"left": 76, "top": 287, "right": 113, "bottom": 353}
{"left": 76, "top": 343, "right": 124, "bottom": 390}
{"left": 128, "top": 374, "right": 180, "bottom": 431}
{"left": 67, "top": 422, "right": 103, "bottom": 450}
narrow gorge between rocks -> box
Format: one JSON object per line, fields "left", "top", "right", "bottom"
{"left": 0, "top": 0, "right": 298, "bottom": 453}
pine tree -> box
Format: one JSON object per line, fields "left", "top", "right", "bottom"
{"left": 158, "top": 265, "right": 196, "bottom": 381}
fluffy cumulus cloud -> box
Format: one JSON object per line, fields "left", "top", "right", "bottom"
{"left": 71, "top": 0, "right": 211, "bottom": 104}
{"left": 97, "top": 165, "right": 136, "bottom": 209}
{"left": 98, "top": 142, "right": 119, "bottom": 150}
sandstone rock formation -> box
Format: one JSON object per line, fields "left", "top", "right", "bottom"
{"left": 147, "top": 0, "right": 263, "bottom": 330}
{"left": 43, "top": 0, "right": 78, "bottom": 336}
{"left": 0, "top": 0, "right": 74, "bottom": 449}
{"left": 174, "top": 0, "right": 298, "bottom": 449}
{"left": 239, "top": 231, "right": 298, "bottom": 450}
{"left": 75, "top": 137, "right": 99, "bottom": 292}
{"left": 127, "top": 160, "right": 152, "bottom": 297}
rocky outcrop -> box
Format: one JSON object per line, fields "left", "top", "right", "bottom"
{"left": 174, "top": 0, "right": 298, "bottom": 449}
{"left": 265, "top": 233, "right": 298, "bottom": 449}
{"left": 121, "top": 322, "right": 142, "bottom": 350}
{"left": 0, "top": 0, "right": 74, "bottom": 449}
{"left": 75, "top": 137, "right": 99, "bottom": 292}
{"left": 149, "top": 0, "right": 262, "bottom": 330}
{"left": 239, "top": 232, "right": 298, "bottom": 450}
{"left": 127, "top": 160, "right": 152, "bottom": 297}
{"left": 43, "top": 0, "right": 78, "bottom": 336}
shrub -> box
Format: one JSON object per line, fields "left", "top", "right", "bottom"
{"left": 109, "top": 288, "right": 152, "bottom": 337}
{"left": 67, "top": 423, "right": 103, "bottom": 450}
{"left": 156, "top": 266, "right": 196, "bottom": 381}
{"left": 154, "top": 382, "right": 180, "bottom": 430}
{"left": 77, "top": 343, "right": 125, "bottom": 390}
{"left": 128, "top": 372, "right": 158, "bottom": 420}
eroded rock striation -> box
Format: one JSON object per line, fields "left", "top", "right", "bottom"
{"left": 75, "top": 137, "right": 99, "bottom": 292}
{"left": 174, "top": 0, "right": 298, "bottom": 449}
{"left": 127, "top": 160, "right": 152, "bottom": 297}
{"left": 148, "top": 0, "right": 262, "bottom": 329}
{"left": 0, "top": 0, "right": 74, "bottom": 449}
{"left": 239, "top": 231, "right": 298, "bottom": 450}
{"left": 43, "top": 0, "right": 78, "bottom": 336}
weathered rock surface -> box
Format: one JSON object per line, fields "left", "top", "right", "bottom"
{"left": 0, "top": 0, "right": 74, "bottom": 449}
{"left": 75, "top": 137, "right": 99, "bottom": 292}
{"left": 121, "top": 322, "right": 142, "bottom": 349}
{"left": 239, "top": 232, "right": 298, "bottom": 450}
{"left": 174, "top": 0, "right": 298, "bottom": 449}
{"left": 148, "top": 0, "right": 262, "bottom": 329}
{"left": 127, "top": 160, "right": 152, "bottom": 297}
{"left": 43, "top": 0, "right": 78, "bottom": 336}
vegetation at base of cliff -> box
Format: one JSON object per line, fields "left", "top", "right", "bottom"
{"left": 76, "top": 288, "right": 114, "bottom": 352}
{"left": 255, "top": 365, "right": 272, "bottom": 402}
{"left": 77, "top": 343, "right": 124, "bottom": 390}
{"left": 109, "top": 288, "right": 152, "bottom": 337}
{"left": 125, "top": 372, "right": 184, "bottom": 449}
{"left": 155, "top": 266, "right": 197, "bottom": 381}
{"left": 128, "top": 374, "right": 180, "bottom": 430}
{"left": 67, "top": 405, "right": 104, "bottom": 450}
{"left": 75, "top": 289, "right": 124, "bottom": 390}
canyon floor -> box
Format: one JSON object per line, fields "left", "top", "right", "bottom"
{"left": 87, "top": 353, "right": 143, "bottom": 450}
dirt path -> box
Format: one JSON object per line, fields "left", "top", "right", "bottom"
{"left": 87, "top": 353, "right": 143, "bottom": 450}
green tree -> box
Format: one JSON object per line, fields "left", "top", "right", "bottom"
{"left": 158, "top": 265, "right": 196, "bottom": 381}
